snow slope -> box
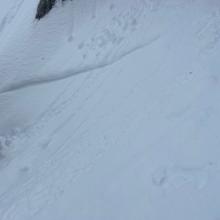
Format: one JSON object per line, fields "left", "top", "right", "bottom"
{"left": 0, "top": 0, "right": 220, "bottom": 219}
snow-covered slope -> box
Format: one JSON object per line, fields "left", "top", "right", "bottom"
{"left": 0, "top": 0, "right": 220, "bottom": 219}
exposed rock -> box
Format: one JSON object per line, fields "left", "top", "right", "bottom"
{"left": 36, "top": 0, "right": 67, "bottom": 20}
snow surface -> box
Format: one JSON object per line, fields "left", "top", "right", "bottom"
{"left": 0, "top": 0, "right": 220, "bottom": 219}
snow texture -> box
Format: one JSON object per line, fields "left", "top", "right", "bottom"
{"left": 0, "top": 0, "right": 220, "bottom": 219}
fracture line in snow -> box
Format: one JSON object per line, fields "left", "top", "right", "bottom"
{"left": 0, "top": 35, "right": 160, "bottom": 94}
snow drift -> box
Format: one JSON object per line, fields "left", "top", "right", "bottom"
{"left": 0, "top": 0, "right": 220, "bottom": 220}
{"left": 1, "top": 0, "right": 214, "bottom": 93}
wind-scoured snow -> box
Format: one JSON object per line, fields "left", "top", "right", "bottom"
{"left": 0, "top": 0, "right": 220, "bottom": 220}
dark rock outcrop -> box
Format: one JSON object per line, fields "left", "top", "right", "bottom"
{"left": 36, "top": 0, "right": 67, "bottom": 20}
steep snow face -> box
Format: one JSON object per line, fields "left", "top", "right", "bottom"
{"left": 0, "top": 0, "right": 162, "bottom": 92}
{"left": 1, "top": 0, "right": 218, "bottom": 93}
{"left": 0, "top": 0, "right": 220, "bottom": 220}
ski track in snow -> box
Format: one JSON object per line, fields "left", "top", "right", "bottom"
{"left": 0, "top": 60, "right": 119, "bottom": 217}
{"left": 0, "top": 0, "right": 220, "bottom": 220}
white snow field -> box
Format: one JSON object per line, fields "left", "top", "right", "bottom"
{"left": 0, "top": 0, "right": 220, "bottom": 219}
